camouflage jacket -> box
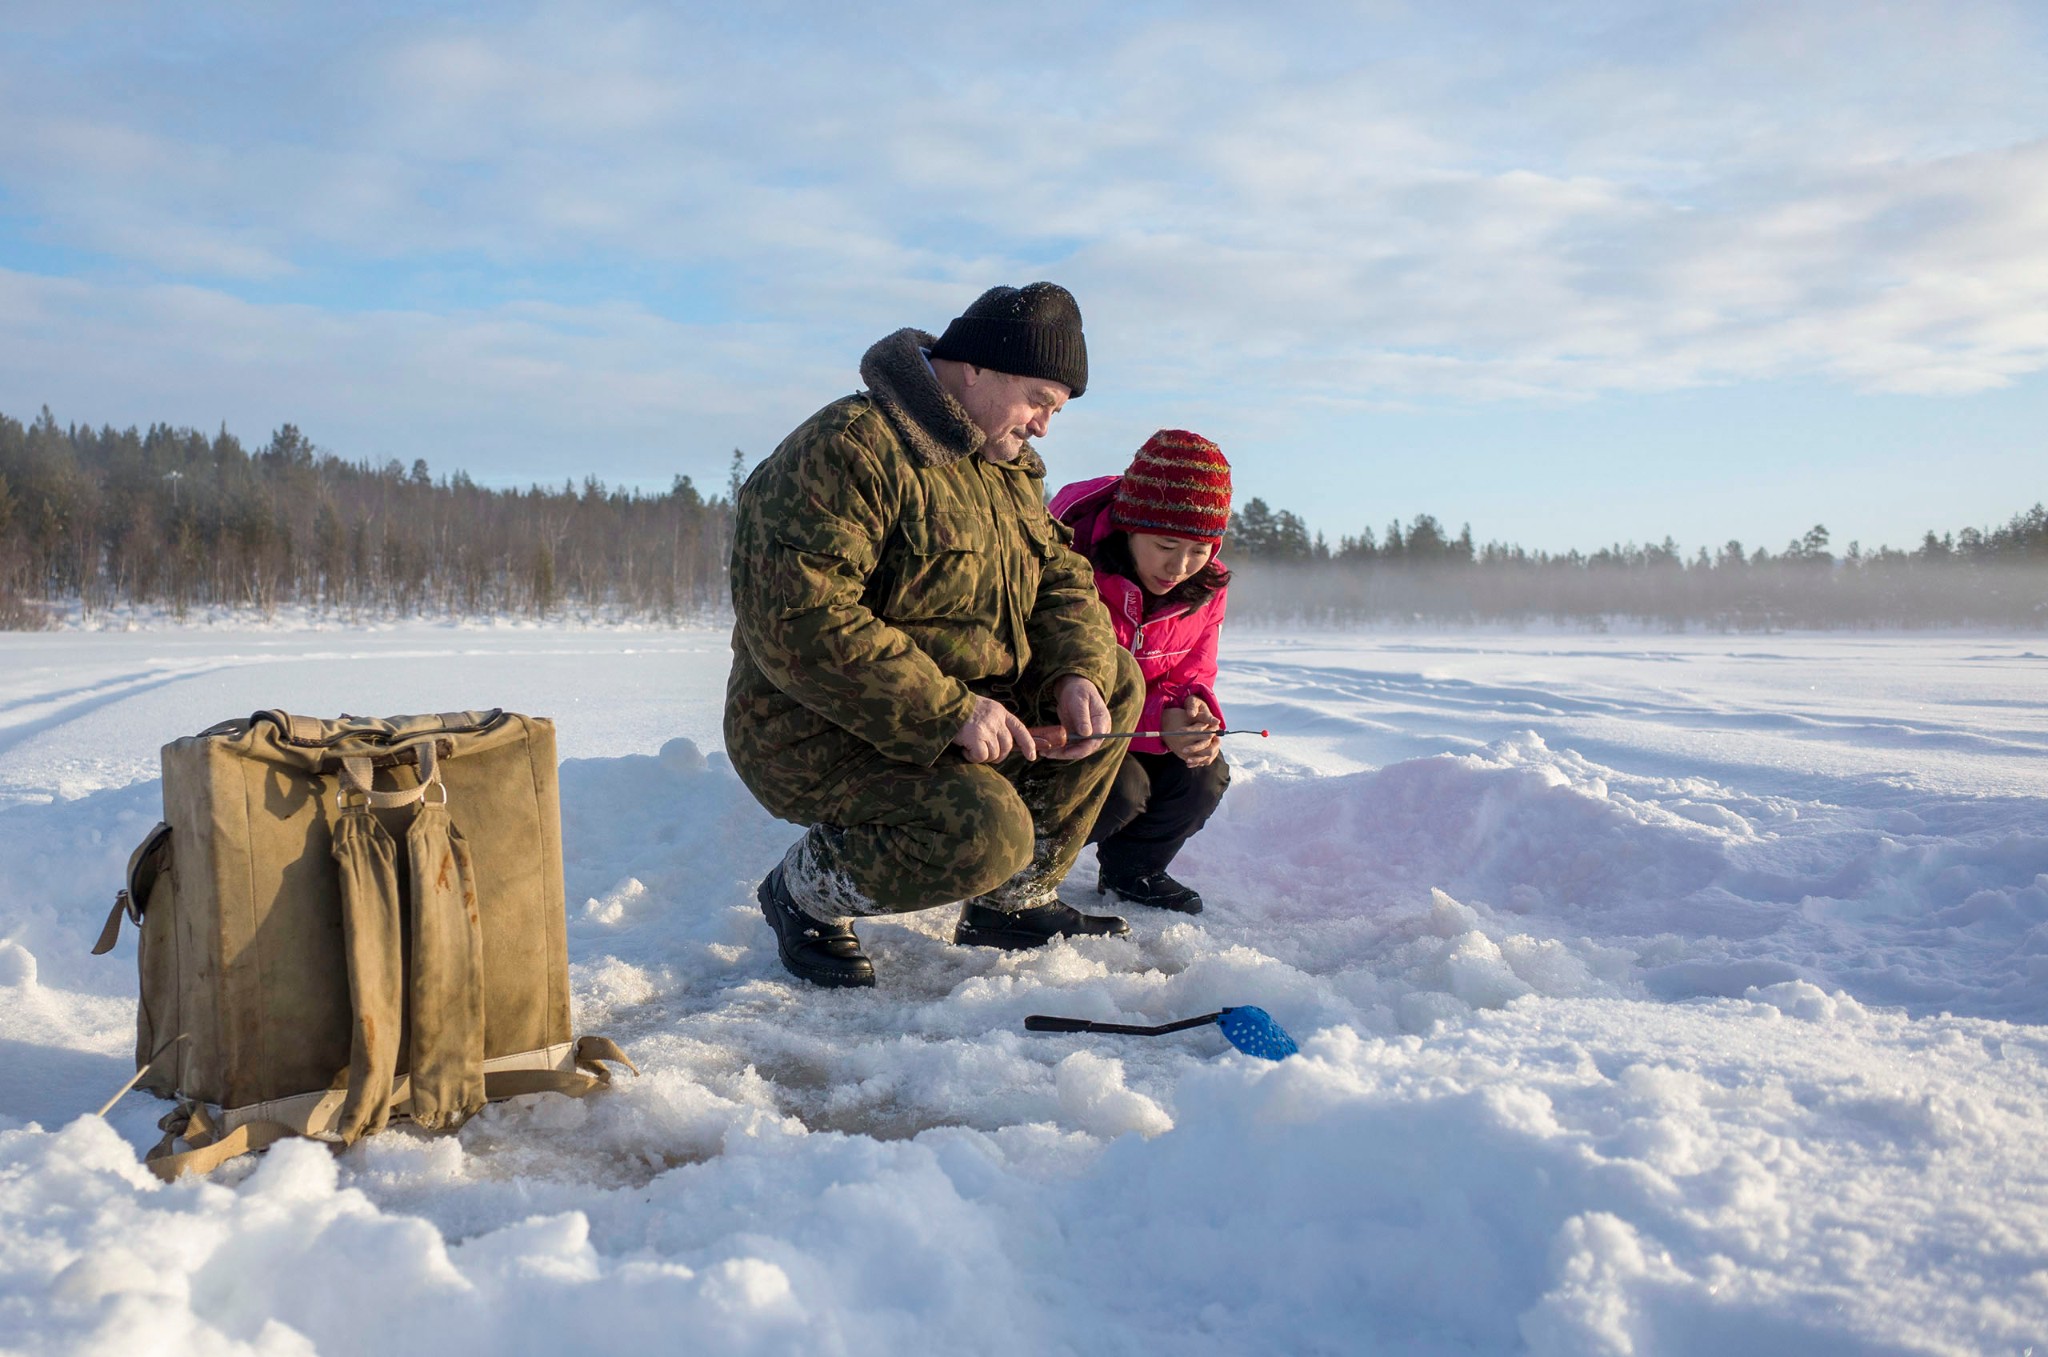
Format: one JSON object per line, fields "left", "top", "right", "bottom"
{"left": 726, "top": 327, "right": 1121, "bottom": 768}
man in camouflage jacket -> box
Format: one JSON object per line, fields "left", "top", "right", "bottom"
{"left": 726, "top": 282, "right": 1144, "bottom": 986}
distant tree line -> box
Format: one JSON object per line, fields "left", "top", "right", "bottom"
{"left": 1224, "top": 499, "right": 2048, "bottom": 628}
{"left": 2, "top": 405, "right": 2041, "bottom": 629}
{"left": 0, "top": 407, "right": 734, "bottom": 625}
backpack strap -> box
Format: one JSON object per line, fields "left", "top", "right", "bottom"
{"left": 404, "top": 798, "right": 486, "bottom": 1129}
{"left": 146, "top": 1109, "right": 306, "bottom": 1181}
{"left": 331, "top": 801, "right": 405, "bottom": 1143}
{"left": 475, "top": 1037, "right": 638, "bottom": 1098}
{"left": 335, "top": 740, "right": 486, "bottom": 1132}
{"left": 92, "top": 822, "right": 172, "bottom": 955}
{"left": 574, "top": 1035, "right": 639, "bottom": 1082}
{"left": 140, "top": 1033, "right": 640, "bottom": 1178}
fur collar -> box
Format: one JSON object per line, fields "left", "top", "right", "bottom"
{"left": 859, "top": 327, "right": 1045, "bottom": 476}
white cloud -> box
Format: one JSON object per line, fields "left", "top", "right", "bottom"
{"left": 0, "top": 0, "right": 2045, "bottom": 433}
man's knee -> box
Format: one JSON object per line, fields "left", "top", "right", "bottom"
{"left": 945, "top": 797, "right": 1035, "bottom": 899}
{"left": 875, "top": 766, "right": 1035, "bottom": 907}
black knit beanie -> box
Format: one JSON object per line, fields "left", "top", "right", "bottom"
{"left": 928, "top": 282, "right": 1088, "bottom": 398}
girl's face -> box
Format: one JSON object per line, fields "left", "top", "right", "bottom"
{"left": 1128, "top": 532, "right": 1215, "bottom": 597}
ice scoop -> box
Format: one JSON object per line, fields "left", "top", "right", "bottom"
{"left": 1023, "top": 1006, "right": 1299, "bottom": 1061}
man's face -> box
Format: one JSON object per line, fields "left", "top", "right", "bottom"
{"left": 958, "top": 368, "right": 1071, "bottom": 463}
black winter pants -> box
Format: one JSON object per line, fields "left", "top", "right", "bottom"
{"left": 1087, "top": 749, "right": 1231, "bottom": 878}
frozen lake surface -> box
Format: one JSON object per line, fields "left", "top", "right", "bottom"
{"left": 2, "top": 623, "right": 2044, "bottom": 1355}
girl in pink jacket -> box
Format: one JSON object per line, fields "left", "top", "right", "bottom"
{"left": 1049, "top": 430, "right": 1233, "bottom": 914}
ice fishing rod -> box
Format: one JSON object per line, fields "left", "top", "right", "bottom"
{"left": 1027, "top": 725, "right": 1269, "bottom": 750}
{"left": 1097, "top": 727, "right": 1269, "bottom": 740}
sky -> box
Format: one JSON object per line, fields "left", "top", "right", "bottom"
{"left": 1, "top": 0, "right": 2044, "bottom": 555}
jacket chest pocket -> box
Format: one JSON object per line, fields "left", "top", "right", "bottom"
{"left": 884, "top": 509, "right": 986, "bottom": 621}
{"left": 1012, "top": 512, "right": 1064, "bottom": 597}
{"left": 1016, "top": 512, "right": 1064, "bottom": 563}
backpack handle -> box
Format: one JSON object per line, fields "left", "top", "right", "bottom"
{"left": 338, "top": 740, "right": 445, "bottom": 810}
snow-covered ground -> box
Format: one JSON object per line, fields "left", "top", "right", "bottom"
{"left": 2, "top": 625, "right": 2045, "bottom": 1355}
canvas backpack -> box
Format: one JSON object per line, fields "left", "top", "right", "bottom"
{"left": 95, "top": 709, "right": 633, "bottom": 1178}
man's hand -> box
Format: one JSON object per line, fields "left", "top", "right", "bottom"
{"left": 953, "top": 695, "right": 1035, "bottom": 764}
{"left": 1160, "top": 695, "right": 1221, "bottom": 767}
{"left": 1041, "top": 675, "right": 1112, "bottom": 761}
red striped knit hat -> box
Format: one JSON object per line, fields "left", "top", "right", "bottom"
{"left": 1111, "top": 430, "right": 1232, "bottom": 544}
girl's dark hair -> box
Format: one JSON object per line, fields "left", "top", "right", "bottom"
{"left": 1093, "top": 530, "right": 1232, "bottom": 609}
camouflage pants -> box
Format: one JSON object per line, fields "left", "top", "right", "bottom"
{"left": 742, "top": 649, "right": 1144, "bottom": 921}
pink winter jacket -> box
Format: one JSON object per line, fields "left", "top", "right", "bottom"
{"left": 1048, "top": 475, "right": 1227, "bottom": 756}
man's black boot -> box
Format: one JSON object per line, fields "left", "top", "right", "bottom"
{"left": 758, "top": 866, "right": 876, "bottom": 987}
{"left": 952, "top": 898, "right": 1131, "bottom": 950}
{"left": 1097, "top": 867, "right": 1204, "bottom": 915}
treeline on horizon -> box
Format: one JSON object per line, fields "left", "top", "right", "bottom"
{"left": 1220, "top": 497, "right": 2048, "bottom": 628}
{"left": 0, "top": 407, "right": 734, "bottom": 627}
{"left": 1, "top": 405, "right": 2043, "bottom": 630}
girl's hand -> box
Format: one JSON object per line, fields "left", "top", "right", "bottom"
{"left": 1160, "top": 695, "right": 1221, "bottom": 767}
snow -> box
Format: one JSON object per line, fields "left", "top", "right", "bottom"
{"left": 1, "top": 625, "right": 2045, "bottom": 1355}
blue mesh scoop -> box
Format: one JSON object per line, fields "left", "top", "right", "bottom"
{"left": 1214, "top": 1006, "right": 1299, "bottom": 1060}
{"left": 1024, "top": 1005, "right": 1299, "bottom": 1061}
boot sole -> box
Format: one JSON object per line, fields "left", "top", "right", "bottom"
{"left": 1098, "top": 882, "right": 1204, "bottom": 915}
{"left": 758, "top": 883, "right": 877, "bottom": 988}
{"left": 953, "top": 920, "right": 1133, "bottom": 950}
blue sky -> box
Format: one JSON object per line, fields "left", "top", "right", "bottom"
{"left": 1, "top": 0, "right": 2043, "bottom": 554}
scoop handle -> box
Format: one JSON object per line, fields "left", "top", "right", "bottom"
{"left": 1025, "top": 1013, "right": 1224, "bottom": 1037}
{"left": 1023, "top": 1015, "right": 1094, "bottom": 1033}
